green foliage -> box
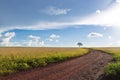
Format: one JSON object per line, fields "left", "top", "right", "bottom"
{"left": 0, "top": 47, "right": 88, "bottom": 75}
{"left": 77, "top": 42, "right": 83, "bottom": 47}
{"left": 15, "top": 63, "right": 30, "bottom": 70}
{"left": 104, "top": 62, "right": 120, "bottom": 76}
{"left": 0, "top": 69, "right": 14, "bottom": 76}
{"left": 113, "top": 55, "right": 120, "bottom": 61}
{"left": 94, "top": 48, "right": 120, "bottom": 77}
{"left": 27, "top": 58, "right": 47, "bottom": 67}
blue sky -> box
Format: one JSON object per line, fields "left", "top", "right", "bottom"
{"left": 0, "top": 0, "right": 120, "bottom": 47}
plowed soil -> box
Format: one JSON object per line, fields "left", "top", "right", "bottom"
{"left": 0, "top": 50, "right": 113, "bottom": 80}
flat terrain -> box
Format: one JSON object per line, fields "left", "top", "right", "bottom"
{"left": 0, "top": 47, "right": 88, "bottom": 75}
{"left": 0, "top": 50, "right": 112, "bottom": 80}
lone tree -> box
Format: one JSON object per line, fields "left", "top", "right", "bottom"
{"left": 77, "top": 42, "right": 83, "bottom": 47}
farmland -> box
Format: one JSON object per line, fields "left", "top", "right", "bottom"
{"left": 94, "top": 47, "right": 120, "bottom": 79}
{"left": 0, "top": 47, "right": 88, "bottom": 75}
{"left": 0, "top": 48, "right": 112, "bottom": 80}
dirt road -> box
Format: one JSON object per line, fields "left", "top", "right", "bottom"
{"left": 0, "top": 50, "right": 113, "bottom": 80}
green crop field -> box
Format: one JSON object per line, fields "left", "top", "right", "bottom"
{"left": 94, "top": 47, "right": 120, "bottom": 78}
{"left": 0, "top": 47, "right": 88, "bottom": 75}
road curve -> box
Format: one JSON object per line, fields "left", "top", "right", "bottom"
{"left": 0, "top": 50, "right": 113, "bottom": 80}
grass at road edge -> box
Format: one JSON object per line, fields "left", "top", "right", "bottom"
{"left": 93, "top": 48, "right": 120, "bottom": 79}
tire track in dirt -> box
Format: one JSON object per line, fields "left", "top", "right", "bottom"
{"left": 0, "top": 50, "right": 113, "bottom": 80}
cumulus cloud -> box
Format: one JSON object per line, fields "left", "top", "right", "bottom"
{"left": 0, "top": 32, "right": 15, "bottom": 46}
{"left": 27, "top": 35, "right": 45, "bottom": 47}
{"left": 47, "top": 34, "right": 60, "bottom": 42}
{"left": 28, "top": 35, "right": 40, "bottom": 42}
{"left": 49, "top": 34, "right": 60, "bottom": 38}
{"left": 88, "top": 32, "right": 103, "bottom": 38}
{"left": 96, "top": 10, "right": 101, "bottom": 14}
{"left": 42, "top": 6, "right": 71, "bottom": 15}
{"left": 4, "top": 32, "right": 15, "bottom": 38}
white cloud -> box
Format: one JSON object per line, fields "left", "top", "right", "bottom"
{"left": 55, "top": 40, "right": 59, "bottom": 42}
{"left": 76, "top": 2, "right": 120, "bottom": 28}
{"left": 0, "top": 32, "right": 15, "bottom": 46}
{"left": 96, "top": 10, "right": 101, "bottom": 14}
{"left": 47, "top": 34, "right": 60, "bottom": 42}
{"left": 117, "top": 41, "right": 120, "bottom": 45}
{"left": 28, "top": 35, "right": 40, "bottom": 42}
{"left": 88, "top": 32, "right": 103, "bottom": 38}
{"left": 9, "top": 42, "right": 22, "bottom": 46}
{"left": 27, "top": 35, "right": 45, "bottom": 47}
{"left": 38, "top": 2, "right": 120, "bottom": 29}
{"left": 0, "top": 1, "right": 120, "bottom": 33}
{"left": 46, "top": 38, "right": 53, "bottom": 42}
{"left": 103, "top": 27, "right": 107, "bottom": 30}
{"left": 108, "top": 40, "right": 120, "bottom": 46}
{"left": 0, "top": 34, "right": 2, "bottom": 37}
{"left": 116, "top": 0, "right": 120, "bottom": 3}
{"left": 49, "top": 34, "right": 60, "bottom": 38}
{"left": 108, "top": 36, "right": 112, "bottom": 39}
{"left": 27, "top": 40, "right": 32, "bottom": 46}
{"left": 42, "top": 6, "right": 71, "bottom": 15}
{"left": 4, "top": 32, "right": 15, "bottom": 38}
